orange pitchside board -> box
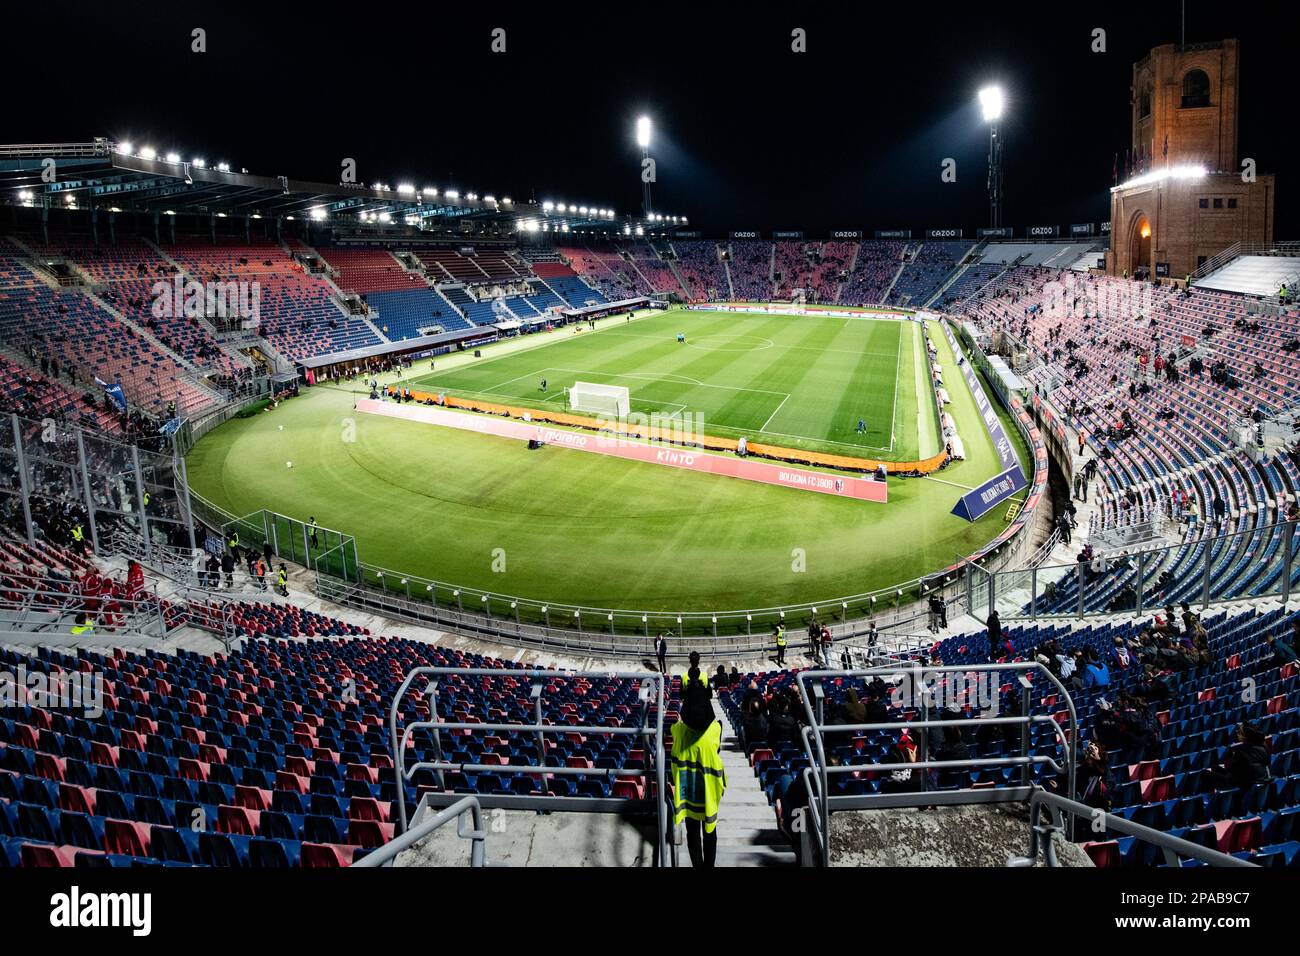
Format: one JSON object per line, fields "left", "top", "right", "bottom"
{"left": 385, "top": 387, "right": 948, "bottom": 476}
{"left": 360, "top": 399, "right": 889, "bottom": 501}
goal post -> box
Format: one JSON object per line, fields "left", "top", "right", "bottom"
{"left": 568, "top": 381, "right": 630, "bottom": 418}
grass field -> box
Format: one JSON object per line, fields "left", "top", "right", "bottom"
{"left": 185, "top": 308, "right": 1027, "bottom": 612}
{"left": 407, "top": 308, "right": 936, "bottom": 461}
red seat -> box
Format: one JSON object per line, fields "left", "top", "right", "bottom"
{"left": 1139, "top": 775, "right": 1175, "bottom": 803}
{"left": 347, "top": 797, "right": 388, "bottom": 822}
{"left": 613, "top": 778, "right": 645, "bottom": 800}
{"left": 1127, "top": 760, "right": 1161, "bottom": 782}
{"left": 234, "top": 785, "right": 272, "bottom": 812}
{"left": 301, "top": 842, "right": 356, "bottom": 867}
{"left": 58, "top": 783, "right": 96, "bottom": 815}
{"left": 348, "top": 819, "right": 395, "bottom": 848}
{"left": 217, "top": 804, "right": 260, "bottom": 837}
{"left": 1084, "top": 840, "right": 1121, "bottom": 868}
{"left": 749, "top": 748, "right": 775, "bottom": 767}
{"left": 20, "top": 843, "right": 78, "bottom": 867}
{"left": 104, "top": 818, "right": 151, "bottom": 856}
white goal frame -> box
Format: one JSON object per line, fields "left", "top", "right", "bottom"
{"left": 568, "top": 381, "right": 630, "bottom": 417}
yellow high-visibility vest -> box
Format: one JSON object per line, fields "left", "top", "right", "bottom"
{"left": 681, "top": 670, "right": 710, "bottom": 689}
{"left": 775, "top": 630, "right": 786, "bottom": 647}
{"left": 71, "top": 620, "right": 94, "bottom": 635}
{"left": 671, "top": 719, "right": 726, "bottom": 832}
{"left": 71, "top": 525, "right": 84, "bottom": 543}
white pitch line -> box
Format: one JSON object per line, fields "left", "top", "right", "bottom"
{"left": 759, "top": 393, "right": 792, "bottom": 431}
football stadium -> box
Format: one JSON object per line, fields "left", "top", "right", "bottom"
{"left": 0, "top": 1, "right": 1294, "bottom": 930}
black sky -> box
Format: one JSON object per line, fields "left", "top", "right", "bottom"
{"left": 4, "top": 1, "right": 1291, "bottom": 236}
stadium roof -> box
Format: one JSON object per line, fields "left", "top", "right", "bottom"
{"left": 0, "top": 141, "right": 685, "bottom": 236}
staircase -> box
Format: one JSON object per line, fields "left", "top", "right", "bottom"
{"left": 835, "top": 242, "right": 861, "bottom": 304}
{"left": 723, "top": 247, "right": 736, "bottom": 300}
{"left": 880, "top": 245, "right": 912, "bottom": 304}
{"left": 711, "top": 704, "right": 798, "bottom": 867}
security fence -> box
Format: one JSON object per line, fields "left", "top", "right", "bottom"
{"left": 0, "top": 412, "right": 195, "bottom": 558}
{"left": 970, "top": 518, "right": 1298, "bottom": 622}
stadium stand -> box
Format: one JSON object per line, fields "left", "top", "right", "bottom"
{"left": 673, "top": 241, "right": 729, "bottom": 300}
{"left": 726, "top": 240, "right": 774, "bottom": 301}
{"left": 1195, "top": 255, "right": 1300, "bottom": 297}
{"left": 839, "top": 241, "right": 907, "bottom": 306}
{"left": 888, "top": 240, "right": 971, "bottom": 306}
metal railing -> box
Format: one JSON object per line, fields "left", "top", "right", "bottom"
{"left": 975, "top": 518, "right": 1298, "bottom": 622}
{"left": 1011, "top": 789, "right": 1255, "bottom": 868}
{"left": 351, "top": 794, "right": 491, "bottom": 868}
{"left": 793, "top": 661, "right": 1078, "bottom": 866}
{"left": 385, "top": 666, "right": 672, "bottom": 866}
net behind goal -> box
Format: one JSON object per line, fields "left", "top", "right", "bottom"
{"left": 568, "top": 381, "right": 630, "bottom": 417}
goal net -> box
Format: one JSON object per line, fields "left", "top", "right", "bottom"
{"left": 568, "top": 381, "right": 630, "bottom": 418}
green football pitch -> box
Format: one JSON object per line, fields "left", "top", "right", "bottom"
{"left": 185, "top": 308, "right": 1028, "bottom": 613}
{"left": 407, "top": 308, "right": 935, "bottom": 461}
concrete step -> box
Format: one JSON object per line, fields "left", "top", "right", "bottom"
{"left": 715, "top": 845, "right": 798, "bottom": 867}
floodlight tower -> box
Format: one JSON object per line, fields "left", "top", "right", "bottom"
{"left": 979, "top": 86, "right": 1005, "bottom": 229}
{"left": 636, "top": 115, "right": 653, "bottom": 219}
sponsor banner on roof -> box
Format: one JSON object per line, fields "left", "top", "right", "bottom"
{"left": 874, "top": 229, "right": 911, "bottom": 239}
{"left": 926, "top": 228, "right": 963, "bottom": 239}
{"left": 1026, "top": 224, "right": 1059, "bottom": 238}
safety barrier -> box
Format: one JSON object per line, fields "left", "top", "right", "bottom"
{"left": 385, "top": 666, "right": 673, "bottom": 866}
{"left": 793, "top": 662, "right": 1077, "bottom": 866}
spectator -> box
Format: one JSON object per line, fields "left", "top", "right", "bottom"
{"left": 670, "top": 680, "right": 727, "bottom": 868}
{"left": 1205, "top": 722, "right": 1272, "bottom": 790}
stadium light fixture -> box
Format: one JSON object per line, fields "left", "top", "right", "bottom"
{"left": 165, "top": 152, "right": 181, "bottom": 163}
{"left": 216, "top": 162, "right": 230, "bottom": 172}
{"left": 192, "top": 158, "right": 206, "bottom": 168}
{"left": 397, "top": 183, "right": 415, "bottom": 194}
{"left": 445, "top": 189, "right": 459, "bottom": 200}
{"left": 978, "top": 86, "right": 1004, "bottom": 122}
{"left": 117, "top": 142, "right": 132, "bottom": 155}
{"left": 978, "top": 85, "right": 1006, "bottom": 229}
{"left": 636, "top": 116, "right": 652, "bottom": 148}
{"left": 309, "top": 206, "right": 327, "bottom": 221}
{"left": 139, "top": 146, "right": 156, "bottom": 160}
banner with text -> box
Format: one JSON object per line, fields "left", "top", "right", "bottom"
{"left": 356, "top": 400, "right": 888, "bottom": 502}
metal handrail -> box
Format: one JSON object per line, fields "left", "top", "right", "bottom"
{"left": 1013, "top": 789, "right": 1256, "bottom": 868}
{"left": 384, "top": 665, "right": 670, "bottom": 866}
{"left": 793, "top": 661, "right": 1078, "bottom": 866}
{"left": 350, "top": 794, "right": 491, "bottom": 868}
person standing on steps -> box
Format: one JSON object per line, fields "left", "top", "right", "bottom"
{"left": 671, "top": 680, "right": 727, "bottom": 868}
{"left": 656, "top": 632, "right": 668, "bottom": 674}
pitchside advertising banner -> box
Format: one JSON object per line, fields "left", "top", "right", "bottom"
{"left": 939, "top": 321, "right": 1027, "bottom": 521}
{"left": 356, "top": 400, "right": 888, "bottom": 502}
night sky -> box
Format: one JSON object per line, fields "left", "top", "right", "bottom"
{"left": 5, "top": 1, "right": 1290, "bottom": 236}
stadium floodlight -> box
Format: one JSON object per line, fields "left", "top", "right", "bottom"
{"left": 309, "top": 206, "right": 327, "bottom": 221}
{"left": 636, "top": 115, "right": 652, "bottom": 148}
{"left": 116, "top": 142, "right": 132, "bottom": 155}
{"left": 192, "top": 157, "right": 206, "bottom": 168}
{"left": 978, "top": 85, "right": 1004, "bottom": 122}
{"left": 17, "top": 189, "right": 32, "bottom": 201}
{"left": 445, "top": 189, "right": 459, "bottom": 199}
{"left": 978, "top": 85, "right": 1006, "bottom": 229}
{"left": 397, "top": 183, "right": 415, "bottom": 194}
{"left": 216, "top": 162, "right": 230, "bottom": 172}
{"left": 139, "top": 146, "right": 156, "bottom": 160}
{"left": 484, "top": 194, "right": 495, "bottom": 203}
{"left": 165, "top": 151, "right": 181, "bottom": 163}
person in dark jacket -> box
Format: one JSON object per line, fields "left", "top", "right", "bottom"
{"left": 934, "top": 724, "right": 970, "bottom": 788}
{"left": 986, "top": 610, "right": 1002, "bottom": 663}
{"left": 741, "top": 697, "right": 769, "bottom": 751}
{"left": 767, "top": 698, "right": 797, "bottom": 747}
{"left": 1206, "top": 722, "right": 1271, "bottom": 789}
